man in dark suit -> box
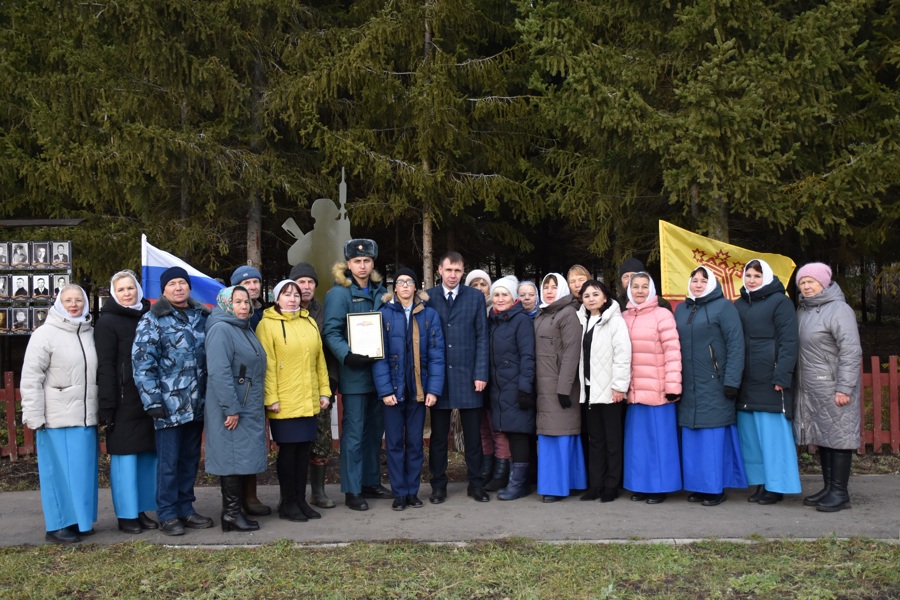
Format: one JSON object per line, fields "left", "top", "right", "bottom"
{"left": 425, "top": 251, "right": 490, "bottom": 503}
{"left": 33, "top": 277, "right": 50, "bottom": 297}
{"left": 53, "top": 244, "right": 69, "bottom": 264}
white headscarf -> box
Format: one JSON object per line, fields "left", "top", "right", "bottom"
{"left": 539, "top": 272, "right": 571, "bottom": 308}
{"left": 742, "top": 258, "right": 774, "bottom": 289}
{"left": 686, "top": 266, "right": 718, "bottom": 300}
{"left": 110, "top": 270, "right": 144, "bottom": 310}
{"left": 52, "top": 284, "right": 91, "bottom": 324}
{"left": 625, "top": 272, "right": 657, "bottom": 306}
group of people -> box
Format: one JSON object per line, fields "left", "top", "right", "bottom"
{"left": 19, "top": 239, "right": 862, "bottom": 545}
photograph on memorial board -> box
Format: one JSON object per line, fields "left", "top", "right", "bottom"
{"left": 53, "top": 274, "right": 69, "bottom": 296}
{"left": 11, "top": 307, "right": 29, "bottom": 331}
{"left": 31, "top": 242, "right": 50, "bottom": 268}
{"left": 32, "top": 274, "right": 51, "bottom": 299}
{"left": 32, "top": 307, "right": 48, "bottom": 330}
{"left": 12, "top": 275, "right": 30, "bottom": 299}
{"left": 0, "top": 242, "right": 8, "bottom": 268}
{"left": 0, "top": 275, "right": 9, "bottom": 299}
{"left": 51, "top": 241, "right": 71, "bottom": 266}
{"left": 0, "top": 308, "right": 7, "bottom": 331}
{"left": 10, "top": 242, "right": 30, "bottom": 267}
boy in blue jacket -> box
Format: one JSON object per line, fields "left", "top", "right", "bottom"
{"left": 373, "top": 268, "right": 445, "bottom": 510}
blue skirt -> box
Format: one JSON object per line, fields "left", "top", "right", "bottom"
{"left": 110, "top": 452, "right": 158, "bottom": 518}
{"left": 624, "top": 403, "right": 682, "bottom": 493}
{"left": 737, "top": 410, "right": 802, "bottom": 493}
{"left": 36, "top": 427, "right": 99, "bottom": 532}
{"left": 270, "top": 416, "right": 317, "bottom": 444}
{"left": 537, "top": 434, "right": 587, "bottom": 496}
{"left": 681, "top": 425, "right": 747, "bottom": 494}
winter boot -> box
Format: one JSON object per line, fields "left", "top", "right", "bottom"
{"left": 816, "top": 449, "right": 852, "bottom": 512}
{"left": 484, "top": 458, "right": 510, "bottom": 492}
{"left": 309, "top": 463, "right": 336, "bottom": 509}
{"left": 497, "top": 462, "right": 531, "bottom": 501}
{"left": 803, "top": 447, "right": 832, "bottom": 506}
{"left": 242, "top": 475, "right": 272, "bottom": 516}
{"left": 221, "top": 476, "right": 260, "bottom": 532}
{"left": 479, "top": 454, "right": 495, "bottom": 485}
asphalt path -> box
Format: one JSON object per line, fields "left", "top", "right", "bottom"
{"left": 1, "top": 475, "right": 897, "bottom": 547}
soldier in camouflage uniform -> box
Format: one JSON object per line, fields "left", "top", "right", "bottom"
{"left": 132, "top": 267, "right": 212, "bottom": 536}
{"left": 290, "top": 262, "right": 338, "bottom": 509}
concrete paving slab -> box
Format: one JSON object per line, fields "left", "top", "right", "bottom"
{"left": 1, "top": 475, "right": 897, "bottom": 547}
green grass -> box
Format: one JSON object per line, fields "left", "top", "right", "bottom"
{"left": 0, "top": 538, "right": 897, "bottom": 599}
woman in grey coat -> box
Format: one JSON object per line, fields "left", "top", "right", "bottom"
{"left": 205, "top": 286, "right": 267, "bottom": 531}
{"left": 794, "top": 263, "right": 861, "bottom": 513}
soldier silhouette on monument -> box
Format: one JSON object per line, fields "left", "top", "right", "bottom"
{"left": 283, "top": 169, "right": 352, "bottom": 301}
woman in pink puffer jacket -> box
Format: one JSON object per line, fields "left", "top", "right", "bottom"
{"left": 622, "top": 273, "right": 682, "bottom": 504}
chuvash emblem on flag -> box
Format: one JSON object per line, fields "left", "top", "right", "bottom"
{"left": 659, "top": 220, "right": 796, "bottom": 302}
{"left": 141, "top": 234, "right": 224, "bottom": 306}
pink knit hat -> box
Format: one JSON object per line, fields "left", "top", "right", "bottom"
{"left": 796, "top": 262, "right": 832, "bottom": 288}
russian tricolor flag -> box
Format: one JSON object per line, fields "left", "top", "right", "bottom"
{"left": 141, "top": 234, "right": 224, "bottom": 306}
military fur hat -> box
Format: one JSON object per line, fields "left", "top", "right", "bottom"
{"left": 344, "top": 238, "right": 378, "bottom": 260}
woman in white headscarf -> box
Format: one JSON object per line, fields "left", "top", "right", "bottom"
{"left": 21, "top": 284, "right": 99, "bottom": 544}
{"left": 674, "top": 266, "right": 747, "bottom": 507}
{"left": 734, "top": 259, "right": 801, "bottom": 506}
{"left": 534, "top": 273, "right": 586, "bottom": 502}
{"left": 95, "top": 270, "right": 157, "bottom": 534}
{"left": 622, "top": 273, "right": 682, "bottom": 505}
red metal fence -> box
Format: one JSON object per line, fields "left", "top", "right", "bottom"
{"left": 3, "top": 357, "right": 900, "bottom": 460}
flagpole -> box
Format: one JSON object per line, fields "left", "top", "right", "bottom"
{"left": 141, "top": 234, "right": 148, "bottom": 287}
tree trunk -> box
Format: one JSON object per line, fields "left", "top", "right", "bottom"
{"left": 706, "top": 194, "right": 729, "bottom": 243}
{"left": 246, "top": 58, "right": 265, "bottom": 270}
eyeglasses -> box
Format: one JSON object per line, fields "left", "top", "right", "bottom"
{"left": 395, "top": 279, "right": 416, "bottom": 288}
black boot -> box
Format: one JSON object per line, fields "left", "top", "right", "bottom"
{"left": 309, "top": 463, "right": 335, "bottom": 509}
{"left": 804, "top": 447, "right": 832, "bottom": 506}
{"left": 221, "top": 476, "right": 260, "bottom": 532}
{"left": 816, "top": 449, "right": 852, "bottom": 512}
{"left": 497, "top": 462, "right": 531, "bottom": 501}
{"left": 277, "top": 447, "right": 307, "bottom": 522}
{"left": 747, "top": 484, "right": 765, "bottom": 503}
{"left": 242, "top": 474, "right": 271, "bottom": 516}
{"left": 484, "top": 458, "right": 510, "bottom": 492}
{"left": 479, "top": 454, "right": 495, "bottom": 484}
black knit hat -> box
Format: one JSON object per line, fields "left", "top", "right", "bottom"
{"left": 393, "top": 267, "right": 418, "bottom": 288}
{"left": 160, "top": 266, "right": 191, "bottom": 289}
{"left": 619, "top": 257, "right": 645, "bottom": 277}
{"left": 289, "top": 262, "right": 319, "bottom": 285}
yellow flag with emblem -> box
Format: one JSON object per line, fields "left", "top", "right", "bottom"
{"left": 659, "top": 220, "right": 796, "bottom": 302}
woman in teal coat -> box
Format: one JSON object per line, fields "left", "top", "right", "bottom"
{"left": 205, "top": 286, "right": 267, "bottom": 532}
{"left": 674, "top": 266, "right": 747, "bottom": 506}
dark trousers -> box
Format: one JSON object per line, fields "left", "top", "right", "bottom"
{"left": 581, "top": 402, "right": 625, "bottom": 491}
{"left": 384, "top": 397, "right": 426, "bottom": 497}
{"left": 339, "top": 393, "right": 384, "bottom": 494}
{"left": 276, "top": 441, "right": 311, "bottom": 502}
{"left": 155, "top": 420, "right": 203, "bottom": 522}
{"left": 505, "top": 431, "right": 531, "bottom": 463}
{"left": 429, "top": 407, "right": 483, "bottom": 489}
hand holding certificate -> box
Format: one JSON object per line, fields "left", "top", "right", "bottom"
{"left": 346, "top": 312, "right": 384, "bottom": 359}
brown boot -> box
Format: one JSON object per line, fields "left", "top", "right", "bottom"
{"left": 309, "top": 463, "right": 336, "bottom": 508}
{"left": 242, "top": 474, "right": 271, "bottom": 516}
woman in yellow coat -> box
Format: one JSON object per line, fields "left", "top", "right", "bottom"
{"left": 256, "top": 279, "right": 331, "bottom": 522}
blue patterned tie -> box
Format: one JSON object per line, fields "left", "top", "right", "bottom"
{"left": 447, "top": 291, "right": 454, "bottom": 310}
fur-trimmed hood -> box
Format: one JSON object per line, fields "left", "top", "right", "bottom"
{"left": 381, "top": 290, "right": 430, "bottom": 304}
{"left": 150, "top": 294, "right": 212, "bottom": 318}
{"left": 332, "top": 261, "right": 383, "bottom": 288}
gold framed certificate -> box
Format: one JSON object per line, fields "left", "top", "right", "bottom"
{"left": 346, "top": 312, "right": 384, "bottom": 359}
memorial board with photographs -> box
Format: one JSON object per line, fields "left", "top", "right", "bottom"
{"left": 10, "top": 307, "right": 30, "bottom": 332}
{"left": 52, "top": 241, "right": 71, "bottom": 267}
{"left": 32, "top": 307, "right": 48, "bottom": 330}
